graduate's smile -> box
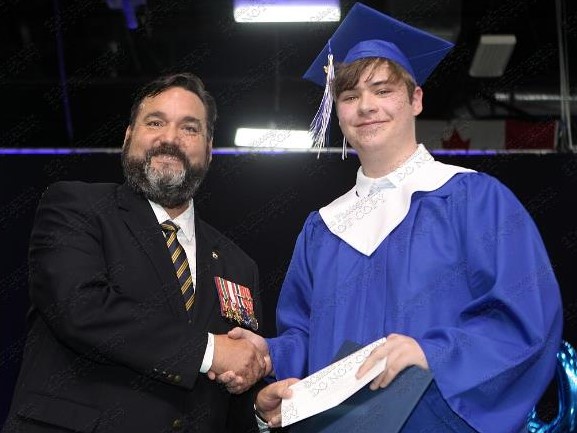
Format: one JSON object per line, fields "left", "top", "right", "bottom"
{"left": 356, "top": 120, "right": 386, "bottom": 128}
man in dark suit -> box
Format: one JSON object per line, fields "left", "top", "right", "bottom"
{"left": 3, "top": 73, "right": 268, "bottom": 433}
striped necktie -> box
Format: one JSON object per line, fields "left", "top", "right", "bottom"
{"left": 160, "top": 220, "right": 195, "bottom": 314}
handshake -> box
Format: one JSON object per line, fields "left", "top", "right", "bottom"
{"left": 208, "top": 327, "right": 297, "bottom": 428}
{"left": 208, "top": 327, "right": 272, "bottom": 394}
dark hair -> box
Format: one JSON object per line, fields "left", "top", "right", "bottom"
{"left": 332, "top": 58, "right": 417, "bottom": 102}
{"left": 129, "top": 72, "right": 217, "bottom": 140}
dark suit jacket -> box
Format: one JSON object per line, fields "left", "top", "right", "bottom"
{"left": 3, "top": 181, "right": 263, "bottom": 433}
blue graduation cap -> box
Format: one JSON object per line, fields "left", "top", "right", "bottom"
{"left": 306, "top": 2, "right": 454, "bottom": 152}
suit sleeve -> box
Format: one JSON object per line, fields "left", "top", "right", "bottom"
{"left": 28, "top": 182, "right": 207, "bottom": 390}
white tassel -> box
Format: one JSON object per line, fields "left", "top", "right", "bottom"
{"left": 309, "top": 53, "right": 335, "bottom": 157}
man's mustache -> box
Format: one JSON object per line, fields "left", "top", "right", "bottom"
{"left": 146, "top": 143, "right": 187, "bottom": 164}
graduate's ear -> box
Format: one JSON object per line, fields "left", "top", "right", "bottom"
{"left": 411, "top": 87, "right": 423, "bottom": 116}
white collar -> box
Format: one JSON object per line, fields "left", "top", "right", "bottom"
{"left": 355, "top": 168, "right": 395, "bottom": 198}
{"left": 148, "top": 199, "right": 195, "bottom": 242}
{"left": 355, "top": 144, "right": 429, "bottom": 197}
{"left": 319, "top": 145, "right": 475, "bottom": 256}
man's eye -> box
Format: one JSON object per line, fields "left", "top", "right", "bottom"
{"left": 183, "top": 125, "right": 200, "bottom": 134}
{"left": 146, "top": 120, "right": 162, "bottom": 127}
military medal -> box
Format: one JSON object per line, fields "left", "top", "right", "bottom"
{"left": 214, "top": 276, "right": 259, "bottom": 330}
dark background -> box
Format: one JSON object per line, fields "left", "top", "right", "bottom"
{"left": 1, "top": 0, "right": 576, "bottom": 428}
{"left": 1, "top": 151, "right": 576, "bottom": 426}
{"left": 1, "top": 0, "right": 576, "bottom": 150}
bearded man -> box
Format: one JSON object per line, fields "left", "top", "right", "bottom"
{"left": 3, "top": 73, "right": 266, "bottom": 433}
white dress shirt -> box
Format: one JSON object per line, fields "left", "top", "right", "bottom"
{"left": 148, "top": 199, "right": 214, "bottom": 373}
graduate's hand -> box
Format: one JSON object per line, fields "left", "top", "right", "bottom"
{"left": 356, "top": 333, "right": 428, "bottom": 390}
{"left": 255, "top": 378, "right": 300, "bottom": 428}
{"left": 227, "top": 327, "right": 271, "bottom": 366}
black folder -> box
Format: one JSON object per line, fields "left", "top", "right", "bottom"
{"left": 289, "top": 340, "right": 433, "bottom": 433}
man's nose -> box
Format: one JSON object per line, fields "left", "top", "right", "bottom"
{"left": 157, "top": 124, "right": 182, "bottom": 146}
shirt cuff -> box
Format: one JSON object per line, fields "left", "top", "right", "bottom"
{"left": 200, "top": 332, "right": 214, "bottom": 373}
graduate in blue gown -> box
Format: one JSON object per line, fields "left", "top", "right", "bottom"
{"left": 214, "top": 3, "right": 563, "bottom": 432}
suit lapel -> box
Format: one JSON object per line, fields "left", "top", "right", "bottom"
{"left": 116, "top": 184, "right": 188, "bottom": 321}
{"left": 191, "top": 217, "right": 220, "bottom": 328}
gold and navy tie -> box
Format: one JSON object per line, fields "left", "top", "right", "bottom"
{"left": 161, "top": 220, "right": 194, "bottom": 314}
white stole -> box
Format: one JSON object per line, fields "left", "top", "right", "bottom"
{"left": 319, "top": 145, "right": 475, "bottom": 256}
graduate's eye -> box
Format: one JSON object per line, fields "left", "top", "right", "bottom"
{"left": 376, "top": 88, "right": 392, "bottom": 96}
{"left": 340, "top": 93, "right": 358, "bottom": 102}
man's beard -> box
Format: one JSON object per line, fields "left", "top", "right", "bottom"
{"left": 122, "top": 141, "right": 209, "bottom": 209}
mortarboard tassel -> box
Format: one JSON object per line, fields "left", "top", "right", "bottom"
{"left": 309, "top": 52, "right": 335, "bottom": 157}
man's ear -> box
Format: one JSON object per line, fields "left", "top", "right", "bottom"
{"left": 123, "top": 126, "right": 132, "bottom": 149}
{"left": 208, "top": 138, "right": 213, "bottom": 163}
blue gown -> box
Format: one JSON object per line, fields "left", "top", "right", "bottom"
{"left": 267, "top": 171, "right": 563, "bottom": 433}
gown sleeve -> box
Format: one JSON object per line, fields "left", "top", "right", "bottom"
{"left": 266, "top": 212, "right": 319, "bottom": 379}
{"left": 416, "top": 173, "right": 563, "bottom": 432}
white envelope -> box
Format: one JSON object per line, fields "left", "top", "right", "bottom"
{"left": 281, "top": 337, "right": 387, "bottom": 427}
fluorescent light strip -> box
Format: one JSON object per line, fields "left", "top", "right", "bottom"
{"left": 0, "top": 148, "right": 119, "bottom": 155}
{"left": 494, "top": 92, "right": 577, "bottom": 102}
{"left": 234, "top": 4, "right": 340, "bottom": 23}
{"left": 0, "top": 148, "right": 555, "bottom": 156}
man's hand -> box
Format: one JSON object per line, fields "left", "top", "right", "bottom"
{"left": 210, "top": 334, "right": 267, "bottom": 394}
{"left": 255, "top": 378, "right": 300, "bottom": 428}
{"left": 208, "top": 327, "right": 272, "bottom": 393}
{"left": 356, "top": 333, "right": 428, "bottom": 390}
{"left": 228, "top": 327, "right": 272, "bottom": 375}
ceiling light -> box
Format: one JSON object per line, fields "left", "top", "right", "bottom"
{"left": 234, "top": 128, "right": 313, "bottom": 149}
{"left": 233, "top": 1, "right": 340, "bottom": 23}
{"left": 469, "top": 35, "right": 516, "bottom": 78}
